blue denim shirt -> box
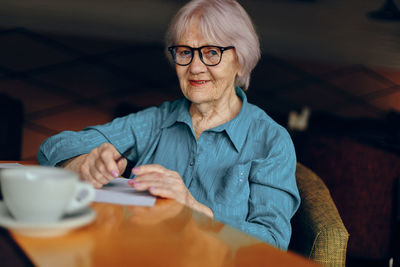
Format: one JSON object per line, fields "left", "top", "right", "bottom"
{"left": 38, "top": 87, "right": 300, "bottom": 249}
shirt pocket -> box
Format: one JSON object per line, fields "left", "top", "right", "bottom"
{"left": 212, "top": 162, "right": 251, "bottom": 205}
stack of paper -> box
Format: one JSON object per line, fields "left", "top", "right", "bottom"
{"left": 94, "top": 178, "right": 156, "bottom": 207}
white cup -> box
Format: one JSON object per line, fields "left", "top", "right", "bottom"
{"left": 0, "top": 166, "right": 95, "bottom": 223}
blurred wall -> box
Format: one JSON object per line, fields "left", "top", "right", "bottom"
{"left": 1, "top": 0, "right": 400, "bottom": 69}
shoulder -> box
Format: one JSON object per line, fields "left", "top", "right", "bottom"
{"left": 244, "top": 103, "right": 295, "bottom": 158}
{"left": 141, "top": 98, "right": 182, "bottom": 115}
{"left": 118, "top": 98, "right": 184, "bottom": 126}
{"left": 247, "top": 103, "right": 290, "bottom": 140}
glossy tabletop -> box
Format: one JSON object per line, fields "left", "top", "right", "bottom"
{"left": 1, "top": 161, "right": 320, "bottom": 267}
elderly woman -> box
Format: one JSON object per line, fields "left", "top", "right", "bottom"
{"left": 38, "top": 0, "right": 300, "bottom": 250}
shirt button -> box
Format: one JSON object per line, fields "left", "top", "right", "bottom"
{"left": 240, "top": 172, "right": 244, "bottom": 176}
{"left": 189, "top": 161, "right": 194, "bottom": 166}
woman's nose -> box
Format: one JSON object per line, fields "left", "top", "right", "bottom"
{"left": 189, "top": 51, "right": 207, "bottom": 73}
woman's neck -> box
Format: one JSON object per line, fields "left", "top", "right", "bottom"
{"left": 190, "top": 93, "right": 242, "bottom": 140}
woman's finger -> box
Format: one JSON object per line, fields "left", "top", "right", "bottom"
{"left": 133, "top": 180, "right": 178, "bottom": 201}
{"left": 94, "top": 157, "right": 114, "bottom": 181}
{"left": 99, "top": 143, "right": 124, "bottom": 178}
{"left": 132, "top": 164, "right": 167, "bottom": 176}
{"left": 79, "top": 160, "right": 92, "bottom": 182}
{"left": 80, "top": 160, "right": 104, "bottom": 188}
{"left": 129, "top": 165, "right": 193, "bottom": 205}
{"left": 88, "top": 162, "right": 111, "bottom": 186}
{"left": 89, "top": 179, "right": 103, "bottom": 189}
{"left": 149, "top": 185, "right": 190, "bottom": 206}
{"left": 148, "top": 186, "right": 174, "bottom": 199}
{"left": 133, "top": 171, "right": 167, "bottom": 182}
{"left": 130, "top": 174, "right": 172, "bottom": 190}
{"left": 116, "top": 157, "right": 127, "bottom": 175}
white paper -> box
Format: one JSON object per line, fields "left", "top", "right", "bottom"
{"left": 0, "top": 163, "right": 26, "bottom": 168}
{"left": 94, "top": 178, "right": 156, "bottom": 207}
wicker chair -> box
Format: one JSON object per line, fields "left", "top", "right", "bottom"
{"left": 289, "top": 163, "right": 349, "bottom": 267}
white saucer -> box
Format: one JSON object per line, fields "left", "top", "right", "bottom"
{"left": 0, "top": 201, "right": 96, "bottom": 237}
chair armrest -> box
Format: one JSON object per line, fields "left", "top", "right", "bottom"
{"left": 289, "top": 163, "right": 349, "bottom": 267}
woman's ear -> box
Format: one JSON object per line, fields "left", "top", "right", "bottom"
{"left": 236, "top": 63, "right": 243, "bottom": 77}
{"left": 234, "top": 74, "right": 240, "bottom": 87}
{"left": 236, "top": 54, "right": 243, "bottom": 77}
{"left": 237, "top": 67, "right": 243, "bottom": 77}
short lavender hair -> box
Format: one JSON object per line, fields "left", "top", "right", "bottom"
{"left": 165, "top": 0, "right": 260, "bottom": 90}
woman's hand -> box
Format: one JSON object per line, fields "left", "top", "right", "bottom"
{"left": 63, "top": 143, "right": 127, "bottom": 189}
{"left": 128, "top": 164, "right": 214, "bottom": 218}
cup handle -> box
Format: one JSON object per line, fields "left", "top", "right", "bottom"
{"left": 65, "top": 181, "right": 96, "bottom": 214}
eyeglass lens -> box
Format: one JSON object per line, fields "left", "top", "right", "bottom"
{"left": 174, "top": 46, "right": 222, "bottom": 66}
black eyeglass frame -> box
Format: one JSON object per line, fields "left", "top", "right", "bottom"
{"left": 168, "top": 45, "right": 235, "bottom": 66}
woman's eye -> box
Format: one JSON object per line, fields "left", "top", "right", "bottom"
{"left": 204, "top": 49, "right": 219, "bottom": 57}
{"left": 179, "top": 50, "right": 191, "bottom": 57}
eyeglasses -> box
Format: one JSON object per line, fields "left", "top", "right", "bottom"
{"left": 168, "top": 45, "right": 234, "bottom": 66}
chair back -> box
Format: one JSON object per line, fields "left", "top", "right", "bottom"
{"left": 289, "top": 163, "right": 349, "bottom": 267}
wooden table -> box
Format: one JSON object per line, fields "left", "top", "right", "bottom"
{"left": 1, "top": 161, "right": 320, "bottom": 267}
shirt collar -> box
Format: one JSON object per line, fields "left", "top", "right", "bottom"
{"left": 161, "top": 86, "right": 252, "bottom": 152}
{"left": 161, "top": 98, "right": 192, "bottom": 129}
{"left": 212, "top": 86, "right": 252, "bottom": 152}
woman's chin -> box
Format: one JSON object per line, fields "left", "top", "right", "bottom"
{"left": 184, "top": 88, "right": 213, "bottom": 103}
{"left": 187, "top": 95, "right": 211, "bottom": 105}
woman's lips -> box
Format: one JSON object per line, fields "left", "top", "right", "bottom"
{"left": 189, "top": 80, "right": 209, "bottom": 87}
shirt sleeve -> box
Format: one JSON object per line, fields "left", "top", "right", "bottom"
{"left": 248, "top": 128, "right": 300, "bottom": 249}
{"left": 37, "top": 115, "right": 134, "bottom": 166}
{"left": 214, "top": 126, "right": 300, "bottom": 250}
{"left": 37, "top": 105, "right": 166, "bottom": 167}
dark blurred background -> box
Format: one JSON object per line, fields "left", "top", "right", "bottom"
{"left": 1, "top": 0, "right": 400, "bottom": 266}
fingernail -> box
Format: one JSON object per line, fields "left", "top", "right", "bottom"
{"left": 111, "top": 170, "right": 119, "bottom": 178}
{"left": 132, "top": 167, "right": 140, "bottom": 174}
{"left": 128, "top": 179, "right": 139, "bottom": 185}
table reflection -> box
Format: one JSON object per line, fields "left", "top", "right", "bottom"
{"left": 90, "top": 200, "right": 233, "bottom": 267}
{"left": 12, "top": 227, "right": 94, "bottom": 267}
{"left": 11, "top": 200, "right": 312, "bottom": 267}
